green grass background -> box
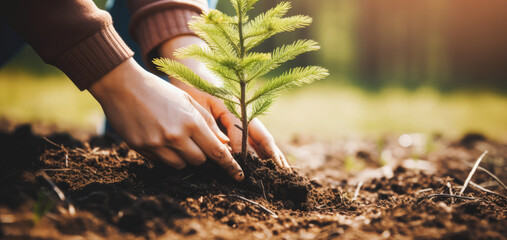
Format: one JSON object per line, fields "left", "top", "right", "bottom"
{"left": 2, "top": 1, "right": 506, "bottom": 141}
{"left": 1, "top": 69, "right": 506, "bottom": 141}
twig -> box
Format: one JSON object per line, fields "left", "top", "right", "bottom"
{"left": 182, "top": 173, "right": 195, "bottom": 181}
{"left": 446, "top": 182, "right": 454, "bottom": 195}
{"left": 479, "top": 181, "right": 500, "bottom": 188}
{"left": 465, "top": 163, "right": 507, "bottom": 191}
{"left": 460, "top": 150, "right": 488, "bottom": 196}
{"left": 352, "top": 181, "right": 363, "bottom": 201}
{"left": 65, "top": 154, "right": 69, "bottom": 168}
{"left": 39, "top": 171, "right": 75, "bottom": 215}
{"left": 426, "top": 194, "right": 476, "bottom": 201}
{"left": 75, "top": 148, "right": 87, "bottom": 154}
{"left": 447, "top": 182, "right": 454, "bottom": 204}
{"left": 260, "top": 180, "right": 267, "bottom": 201}
{"left": 417, "top": 188, "right": 433, "bottom": 193}
{"left": 469, "top": 181, "right": 506, "bottom": 200}
{"left": 229, "top": 195, "right": 278, "bottom": 218}
{"left": 42, "top": 137, "right": 67, "bottom": 152}
{"left": 42, "top": 169, "right": 72, "bottom": 172}
{"left": 316, "top": 204, "right": 326, "bottom": 209}
{"left": 234, "top": 124, "right": 243, "bottom": 131}
{"left": 113, "top": 152, "right": 122, "bottom": 162}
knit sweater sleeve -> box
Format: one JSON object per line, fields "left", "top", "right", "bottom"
{"left": 127, "top": 0, "right": 208, "bottom": 73}
{"left": 0, "top": 0, "right": 134, "bottom": 90}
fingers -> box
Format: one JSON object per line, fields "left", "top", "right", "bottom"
{"left": 217, "top": 112, "right": 243, "bottom": 153}
{"left": 191, "top": 116, "right": 244, "bottom": 182}
{"left": 137, "top": 148, "right": 187, "bottom": 170}
{"left": 189, "top": 97, "right": 230, "bottom": 144}
{"left": 171, "top": 140, "right": 207, "bottom": 166}
{"left": 249, "top": 119, "right": 291, "bottom": 172}
{"left": 246, "top": 139, "right": 259, "bottom": 158}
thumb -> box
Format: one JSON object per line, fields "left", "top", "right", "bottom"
{"left": 188, "top": 97, "right": 230, "bottom": 143}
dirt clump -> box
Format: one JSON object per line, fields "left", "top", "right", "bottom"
{"left": 0, "top": 125, "right": 506, "bottom": 239}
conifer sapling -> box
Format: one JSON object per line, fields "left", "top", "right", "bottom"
{"left": 153, "top": 0, "right": 328, "bottom": 162}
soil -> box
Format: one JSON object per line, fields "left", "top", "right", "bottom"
{"left": 0, "top": 123, "right": 506, "bottom": 239}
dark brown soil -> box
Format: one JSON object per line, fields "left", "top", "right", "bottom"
{"left": 0, "top": 124, "right": 505, "bottom": 239}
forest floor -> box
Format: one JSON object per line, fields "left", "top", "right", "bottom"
{"left": 0, "top": 121, "right": 505, "bottom": 239}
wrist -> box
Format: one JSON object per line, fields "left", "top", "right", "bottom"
{"left": 88, "top": 58, "right": 144, "bottom": 103}
{"left": 158, "top": 36, "right": 222, "bottom": 87}
{"left": 158, "top": 35, "right": 207, "bottom": 59}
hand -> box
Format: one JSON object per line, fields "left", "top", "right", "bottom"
{"left": 88, "top": 58, "right": 244, "bottom": 181}
{"left": 159, "top": 36, "right": 291, "bottom": 170}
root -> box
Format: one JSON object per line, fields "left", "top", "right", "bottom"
{"left": 465, "top": 163, "right": 507, "bottom": 191}
{"left": 469, "top": 181, "right": 506, "bottom": 200}
{"left": 425, "top": 194, "right": 476, "bottom": 201}
{"left": 39, "top": 170, "right": 75, "bottom": 215}
{"left": 228, "top": 195, "right": 278, "bottom": 218}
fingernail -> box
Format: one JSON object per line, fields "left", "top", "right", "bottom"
{"left": 219, "top": 131, "right": 230, "bottom": 142}
{"left": 237, "top": 170, "right": 244, "bottom": 181}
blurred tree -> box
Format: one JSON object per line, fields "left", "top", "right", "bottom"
{"left": 3, "top": 0, "right": 507, "bottom": 92}
{"left": 355, "top": 0, "right": 507, "bottom": 91}
{"left": 445, "top": 0, "right": 507, "bottom": 90}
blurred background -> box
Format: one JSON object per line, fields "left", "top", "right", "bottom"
{"left": 1, "top": 0, "right": 506, "bottom": 141}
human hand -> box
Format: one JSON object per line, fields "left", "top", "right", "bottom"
{"left": 88, "top": 58, "right": 244, "bottom": 181}
{"left": 158, "top": 36, "right": 290, "bottom": 170}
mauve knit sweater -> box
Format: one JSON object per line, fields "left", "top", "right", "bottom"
{"left": 0, "top": 0, "right": 207, "bottom": 90}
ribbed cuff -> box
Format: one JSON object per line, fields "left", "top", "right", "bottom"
{"left": 130, "top": 5, "right": 203, "bottom": 73}
{"left": 54, "top": 25, "right": 134, "bottom": 90}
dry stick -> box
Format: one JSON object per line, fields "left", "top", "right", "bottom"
{"left": 426, "top": 194, "right": 476, "bottom": 201}
{"left": 477, "top": 166, "right": 507, "bottom": 191}
{"left": 352, "top": 181, "right": 364, "bottom": 201}
{"left": 479, "top": 181, "right": 500, "bottom": 188}
{"left": 39, "top": 171, "right": 75, "bottom": 215}
{"left": 182, "top": 173, "right": 195, "bottom": 181}
{"left": 42, "top": 169, "right": 73, "bottom": 172}
{"left": 417, "top": 188, "right": 433, "bottom": 193}
{"left": 43, "top": 137, "right": 70, "bottom": 168}
{"left": 459, "top": 150, "right": 488, "bottom": 196}
{"left": 43, "top": 137, "right": 65, "bottom": 150}
{"left": 234, "top": 124, "right": 243, "bottom": 131}
{"left": 447, "top": 182, "right": 454, "bottom": 204}
{"left": 469, "top": 181, "right": 507, "bottom": 200}
{"left": 75, "top": 148, "right": 87, "bottom": 153}
{"left": 260, "top": 180, "right": 268, "bottom": 201}
{"left": 446, "top": 182, "right": 454, "bottom": 195}
{"left": 465, "top": 163, "right": 507, "bottom": 191}
{"left": 229, "top": 195, "right": 278, "bottom": 218}
{"left": 113, "top": 152, "right": 122, "bottom": 162}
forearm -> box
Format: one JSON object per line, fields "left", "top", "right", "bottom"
{"left": 0, "top": 0, "right": 133, "bottom": 90}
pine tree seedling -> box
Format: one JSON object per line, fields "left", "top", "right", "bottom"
{"left": 153, "top": 0, "right": 329, "bottom": 162}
